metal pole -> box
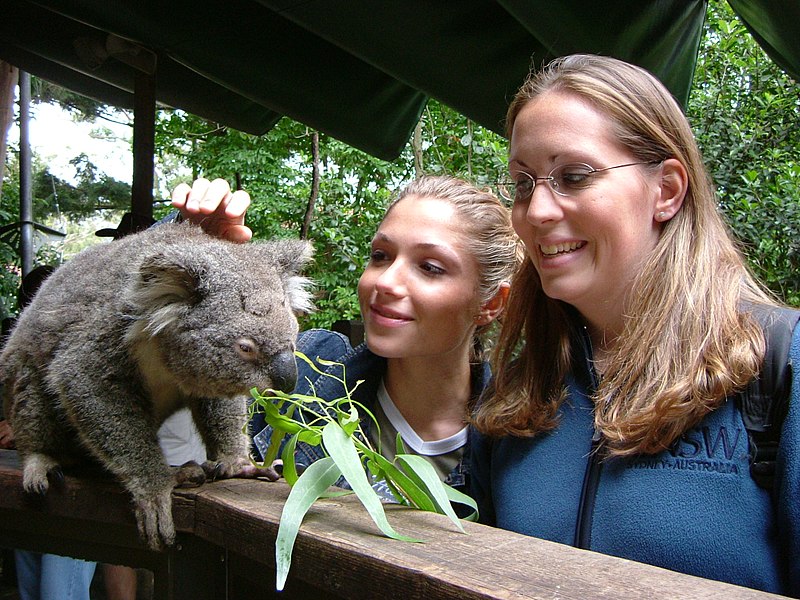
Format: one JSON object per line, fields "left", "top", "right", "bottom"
{"left": 18, "top": 70, "right": 33, "bottom": 277}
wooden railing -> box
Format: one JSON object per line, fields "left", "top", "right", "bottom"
{"left": 0, "top": 449, "right": 787, "bottom": 600}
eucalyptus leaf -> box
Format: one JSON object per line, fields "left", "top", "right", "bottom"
{"left": 275, "top": 457, "right": 343, "bottom": 591}
{"left": 322, "top": 422, "right": 421, "bottom": 543}
{"left": 281, "top": 433, "right": 300, "bottom": 486}
{"left": 257, "top": 398, "right": 304, "bottom": 435}
{"left": 444, "top": 485, "right": 480, "bottom": 522}
{"left": 339, "top": 402, "right": 360, "bottom": 436}
{"left": 365, "top": 450, "right": 437, "bottom": 512}
{"left": 396, "top": 454, "right": 465, "bottom": 533}
{"left": 251, "top": 353, "right": 473, "bottom": 592}
{"left": 296, "top": 429, "right": 323, "bottom": 446}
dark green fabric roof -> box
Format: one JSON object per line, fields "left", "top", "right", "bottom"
{"left": 1, "top": 0, "right": 796, "bottom": 160}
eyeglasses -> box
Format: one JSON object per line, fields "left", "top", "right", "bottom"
{"left": 499, "top": 161, "right": 662, "bottom": 202}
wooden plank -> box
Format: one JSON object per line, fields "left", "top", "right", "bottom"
{"left": 0, "top": 450, "right": 790, "bottom": 600}
{"left": 0, "top": 450, "right": 195, "bottom": 533}
{"left": 0, "top": 450, "right": 168, "bottom": 598}
{"left": 183, "top": 478, "right": 788, "bottom": 600}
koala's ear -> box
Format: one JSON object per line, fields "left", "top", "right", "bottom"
{"left": 135, "top": 252, "right": 205, "bottom": 309}
{"left": 124, "top": 252, "right": 208, "bottom": 336}
{"left": 269, "top": 239, "right": 314, "bottom": 275}
{"left": 250, "top": 239, "right": 315, "bottom": 315}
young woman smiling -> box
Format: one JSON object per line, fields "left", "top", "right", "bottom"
{"left": 175, "top": 175, "right": 519, "bottom": 497}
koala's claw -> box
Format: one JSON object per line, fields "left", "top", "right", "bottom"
{"left": 25, "top": 478, "right": 49, "bottom": 496}
{"left": 21, "top": 453, "right": 61, "bottom": 495}
{"left": 173, "top": 461, "right": 206, "bottom": 488}
{"left": 200, "top": 461, "right": 225, "bottom": 482}
{"left": 50, "top": 468, "right": 65, "bottom": 485}
{"left": 133, "top": 491, "right": 176, "bottom": 550}
{"left": 201, "top": 456, "right": 263, "bottom": 481}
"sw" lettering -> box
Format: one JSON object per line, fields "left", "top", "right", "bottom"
{"left": 668, "top": 427, "right": 742, "bottom": 460}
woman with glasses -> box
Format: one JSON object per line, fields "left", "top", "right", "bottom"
{"left": 471, "top": 54, "right": 800, "bottom": 596}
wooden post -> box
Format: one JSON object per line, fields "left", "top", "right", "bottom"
{"left": 0, "top": 60, "right": 19, "bottom": 197}
{"left": 131, "top": 69, "right": 156, "bottom": 226}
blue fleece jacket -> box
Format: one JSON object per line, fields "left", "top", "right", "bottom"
{"left": 471, "top": 321, "right": 800, "bottom": 597}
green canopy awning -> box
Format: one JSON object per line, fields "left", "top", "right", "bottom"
{"left": 1, "top": 0, "right": 797, "bottom": 161}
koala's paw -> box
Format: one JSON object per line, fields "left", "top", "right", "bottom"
{"left": 201, "top": 455, "right": 263, "bottom": 481}
{"left": 21, "top": 453, "right": 62, "bottom": 495}
{"left": 133, "top": 490, "right": 176, "bottom": 550}
{"left": 173, "top": 461, "right": 206, "bottom": 489}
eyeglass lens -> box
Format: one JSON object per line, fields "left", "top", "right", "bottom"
{"left": 506, "top": 161, "right": 659, "bottom": 202}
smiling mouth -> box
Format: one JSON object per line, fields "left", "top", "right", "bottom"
{"left": 540, "top": 241, "right": 586, "bottom": 256}
{"left": 372, "top": 305, "right": 411, "bottom": 321}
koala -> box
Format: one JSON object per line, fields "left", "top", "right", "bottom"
{"left": 0, "top": 222, "right": 313, "bottom": 549}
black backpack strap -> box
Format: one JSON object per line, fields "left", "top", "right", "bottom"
{"left": 738, "top": 305, "right": 800, "bottom": 490}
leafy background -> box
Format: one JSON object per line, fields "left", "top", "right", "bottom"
{"left": 1, "top": 2, "right": 798, "bottom": 324}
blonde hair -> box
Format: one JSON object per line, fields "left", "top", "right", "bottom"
{"left": 387, "top": 175, "right": 520, "bottom": 359}
{"left": 473, "top": 54, "right": 776, "bottom": 456}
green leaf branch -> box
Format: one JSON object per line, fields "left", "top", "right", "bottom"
{"left": 249, "top": 351, "right": 477, "bottom": 591}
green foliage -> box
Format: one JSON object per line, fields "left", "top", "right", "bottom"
{"left": 32, "top": 78, "right": 130, "bottom": 125}
{"left": 155, "top": 104, "right": 507, "bottom": 327}
{"left": 0, "top": 241, "right": 19, "bottom": 319}
{"left": 32, "top": 154, "right": 132, "bottom": 219}
{"left": 250, "top": 352, "right": 477, "bottom": 591}
{"left": 6, "top": 4, "right": 797, "bottom": 315}
{"left": 415, "top": 102, "right": 509, "bottom": 188}
{"left": 1, "top": 147, "right": 130, "bottom": 315}
{"left": 688, "top": 2, "right": 800, "bottom": 305}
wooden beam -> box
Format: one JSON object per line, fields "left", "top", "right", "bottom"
{"left": 0, "top": 450, "right": 788, "bottom": 600}
{"left": 131, "top": 68, "right": 156, "bottom": 225}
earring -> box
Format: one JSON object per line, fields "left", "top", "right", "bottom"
{"left": 657, "top": 211, "right": 668, "bottom": 220}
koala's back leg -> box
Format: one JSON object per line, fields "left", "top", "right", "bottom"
{"left": 7, "top": 366, "right": 74, "bottom": 494}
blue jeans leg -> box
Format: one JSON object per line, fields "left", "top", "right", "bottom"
{"left": 14, "top": 550, "right": 97, "bottom": 600}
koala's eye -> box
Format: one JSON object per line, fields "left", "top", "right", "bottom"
{"left": 235, "top": 338, "right": 260, "bottom": 362}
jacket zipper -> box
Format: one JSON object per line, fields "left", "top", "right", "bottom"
{"left": 574, "top": 326, "right": 603, "bottom": 549}
{"left": 575, "top": 430, "right": 602, "bottom": 548}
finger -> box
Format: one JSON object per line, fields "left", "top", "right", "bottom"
{"left": 198, "top": 178, "right": 234, "bottom": 215}
{"left": 220, "top": 224, "right": 253, "bottom": 244}
{"left": 224, "top": 190, "right": 251, "bottom": 220}
{"left": 184, "top": 178, "right": 212, "bottom": 213}
{"left": 170, "top": 182, "right": 192, "bottom": 210}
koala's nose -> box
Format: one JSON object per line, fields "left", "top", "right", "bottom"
{"left": 269, "top": 350, "right": 297, "bottom": 393}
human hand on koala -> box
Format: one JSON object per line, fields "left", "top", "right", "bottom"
{"left": 171, "top": 178, "right": 252, "bottom": 243}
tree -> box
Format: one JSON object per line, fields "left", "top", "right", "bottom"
{"left": 1, "top": 141, "right": 131, "bottom": 317}
{"left": 687, "top": 1, "right": 800, "bottom": 305}
{"left": 154, "top": 103, "right": 508, "bottom": 328}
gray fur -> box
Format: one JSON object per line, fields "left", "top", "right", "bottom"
{"left": 0, "top": 222, "right": 313, "bottom": 549}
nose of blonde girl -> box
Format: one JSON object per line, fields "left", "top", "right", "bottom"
{"left": 375, "top": 262, "right": 405, "bottom": 295}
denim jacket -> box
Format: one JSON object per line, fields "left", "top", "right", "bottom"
{"left": 252, "top": 328, "right": 491, "bottom": 496}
